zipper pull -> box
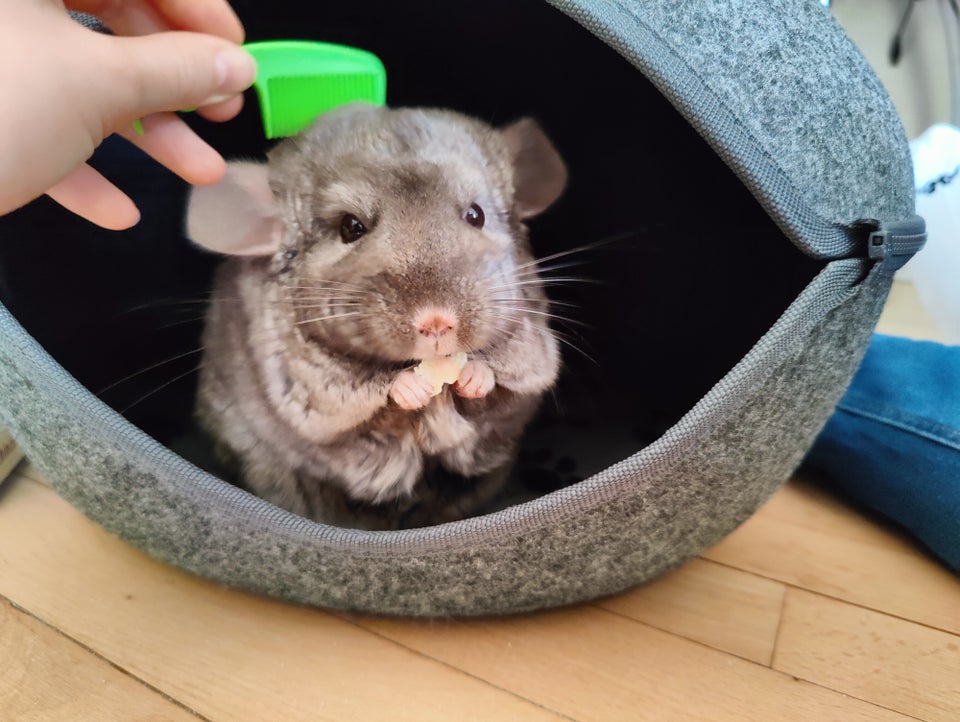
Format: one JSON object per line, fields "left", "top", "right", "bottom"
{"left": 864, "top": 215, "right": 927, "bottom": 273}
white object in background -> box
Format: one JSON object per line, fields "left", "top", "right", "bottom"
{"left": 940, "top": 0, "right": 960, "bottom": 126}
{"left": 899, "top": 123, "right": 960, "bottom": 343}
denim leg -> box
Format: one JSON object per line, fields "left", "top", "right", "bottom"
{"left": 805, "top": 334, "right": 960, "bottom": 572}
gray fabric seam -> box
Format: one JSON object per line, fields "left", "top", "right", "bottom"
{"left": 548, "top": 0, "right": 860, "bottom": 259}
{"left": 0, "top": 257, "right": 868, "bottom": 559}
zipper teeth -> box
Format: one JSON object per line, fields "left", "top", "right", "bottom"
{"left": 891, "top": 234, "right": 926, "bottom": 255}
{"left": 0, "top": 258, "right": 872, "bottom": 561}
{"left": 547, "top": 0, "right": 855, "bottom": 260}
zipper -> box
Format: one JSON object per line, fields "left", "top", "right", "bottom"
{"left": 856, "top": 214, "right": 927, "bottom": 273}
{"left": 549, "top": 0, "right": 923, "bottom": 266}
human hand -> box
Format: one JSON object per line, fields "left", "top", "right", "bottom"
{"left": 0, "top": 0, "right": 256, "bottom": 230}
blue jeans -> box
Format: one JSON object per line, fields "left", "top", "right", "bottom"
{"left": 804, "top": 334, "right": 960, "bottom": 572}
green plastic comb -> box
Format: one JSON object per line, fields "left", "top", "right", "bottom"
{"left": 243, "top": 40, "right": 387, "bottom": 139}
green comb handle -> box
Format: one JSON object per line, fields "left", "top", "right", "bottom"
{"left": 243, "top": 40, "right": 387, "bottom": 139}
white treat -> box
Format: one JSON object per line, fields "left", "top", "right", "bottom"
{"left": 413, "top": 352, "right": 468, "bottom": 395}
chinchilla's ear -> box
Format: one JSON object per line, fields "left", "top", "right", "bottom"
{"left": 186, "top": 161, "right": 283, "bottom": 256}
{"left": 500, "top": 118, "right": 568, "bottom": 219}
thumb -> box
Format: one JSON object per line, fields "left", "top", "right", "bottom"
{"left": 108, "top": 32, "right": 256, "bottom": 120}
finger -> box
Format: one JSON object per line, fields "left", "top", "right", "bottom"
{"left": 67, "top": 0, "right": 165, "bottom": 36}
{"left": 65, "top": 0, "right": 244, "bottom": 42}
{"left": 393, "top": 388, "right": 417, "bottom": 410}
{"left": 45, "top": 163, "right": 140, "bottom": 230}
{"left": 417, "top": 376, "right": 438, "bottom": 394}
{"left": 195, "top": 93, "right": 244, "bottom": 123}
{"left": 118, "top": 113, "right": 226, "bottom": 186}
{"left": 150, "top": 0, "right": 245, "bottom": 42}
{"left": 109, "top": 32, "right": 256, "bottom": 120}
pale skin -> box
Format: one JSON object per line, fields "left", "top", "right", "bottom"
{"left": 0, "top": 0, "right": 256, "bottom": 230}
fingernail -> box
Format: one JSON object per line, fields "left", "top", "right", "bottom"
{"left": 213, "top": 47, "right": 257, "bottom": 94}
{"left": 199, "top": 94, "right": 234, "bottom": 106}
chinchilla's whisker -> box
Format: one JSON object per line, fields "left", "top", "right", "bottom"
{"left": 291, "top": 299, "right": 367, "bottom": 307}
{"left": 293, "top": 311, "right": 364, "bottom": 326}
{"left": 291, "top": 297, "right": 367, "bottom": 305}
{"left": 288, "top": 298, "right": 368, "bottom": 306}
{"left": 545, "top": 328, "right": 598, "bottom": 365}
{"left": 290, "top": 288, "right": 368, "bottom": 295}
{"left": 510, "top": 241, "right": 608, "bottom": 276}
{"left": 126, "top": 298, "right": 211, "bottom": 311}
{"left": 283, "top": 279, "right": 366, "bottom": 287}
{"left": 492, "top": 297, "right": 582, "bottom": 309}
{"left": 492, "top": 328, "right": 522, "bottom": 345}
{"left": 291, "top": 296, "right": 366, "bottom": 302}
{"left": 288, "top": 287, "right": 369, "bottom": 294}
{"left": 491, "top": 305, "right": 590, "bottom": 329}
{"left": 508, "top": 259, "right": 594, "bottom": 280}
{"left": 96, "top": 346, "right": 206, "bottom": 396}
{"left": 487, "top": 309, "right": 524, "bottom": 325}
{"left": 282, "top": 280, "right": 368, "bottom": 292}
{"left": 123, "top": 292, "right": 217, "bottom": 310}
{"left": 536, "top": 275, "right": 603, "bottom": 286}
{"left": 119, "top": 363, "right": 204, "bottom": 414}
{"left": 489, "top": 308, "right": 590, "bottom": 360}
{"left": 485, "top": 280, "right": 538, "bottom": 292}
{"left": 487, "top": 318, "right": 522, "bottom": 344}
{"left": 293, "top": 306, "right": 366, "bottom": 315}
{"left": 115, "top": 296, "right": 218, "bottom": 319}
{"left": 491, "top": 232, "right": 633, "bottom": 288}
{"left": 489, "top": 311, "right": 523, "bottom": 325}
{"left": 486, "top": 276, "right": 601, "bottom": 292}
{"left": 157, "top": 316, "right": 211, "bottom": 330}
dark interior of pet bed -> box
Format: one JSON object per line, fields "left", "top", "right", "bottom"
{"left": 0, "top": 0, "right": 823, "bottom": 505}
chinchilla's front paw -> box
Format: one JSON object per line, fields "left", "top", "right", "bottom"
{"left": 453, "top": 360, "right": 495, "bottom": 399}
{"left": 389, "top": 369, "right": 437, "bottom": 410}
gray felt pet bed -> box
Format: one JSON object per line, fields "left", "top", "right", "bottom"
{"left": 0, "top": 0, "right": 925, "bottom": 616}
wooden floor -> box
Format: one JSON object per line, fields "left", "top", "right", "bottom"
{"left": 2, "top": 280, "right": 958, "bottom": 721}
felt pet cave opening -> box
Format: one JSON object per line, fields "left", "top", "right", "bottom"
{"left": 0, "top": 0, "right": 921, "bottom": 616}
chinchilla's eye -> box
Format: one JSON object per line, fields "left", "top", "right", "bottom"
{"left": 463, "top": 203, "right": 485, "bottom": 229}
{"left": 339, "top": 214, "right": 367, "bottom": 243}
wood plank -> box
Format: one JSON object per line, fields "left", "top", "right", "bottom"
{"left": 13, "top": 461, "right": 51, "bottom": 487}
{"left": 704, "top": 477, "right": 960, "bottom": 635}
{"left": 0, "top": 477, "right": 565, "bottom": 722}
{"left": 354, "top": 606, "right": 909, "bottom": 721}
{"left": 595, "top": 558, "right": 785, "bottom": 665}
{"left": 0, "top": 596, "right": 197, "bottom": 721}
{"left": 876, "top": 280, "right": 944, "bottom": 342}
{"left": 775, "top": 588, "right": 960, "bottom": 721}
{"left": 0, "top": 424, "right": 24, "bottom": 487}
